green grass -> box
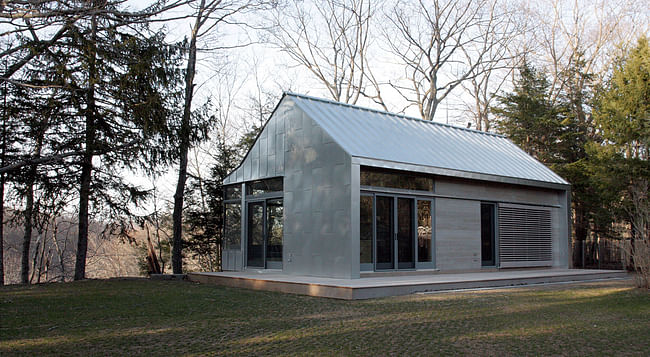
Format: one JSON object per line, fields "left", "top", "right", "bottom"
{"left": 1, "top": 279, "right": 648, "bottom": 356}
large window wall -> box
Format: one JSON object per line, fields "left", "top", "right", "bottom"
{"left": 223, "top": 177, "right": 284, "bottom": 270}
{"left": 360, "top": 166, "right": 435, "bottom": 271}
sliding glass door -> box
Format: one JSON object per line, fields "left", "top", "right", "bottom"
{"left": 361, "top": 194, "right": 432, "bottom": 271}
{"left": 397, "top": 198, "right": 415, "bottom": 269}
{"left": 375, "top": 196, "right": 394, "bottom": 270}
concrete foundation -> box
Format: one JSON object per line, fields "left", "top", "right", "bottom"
{"left": 187, "top": 269, "right": 629, "bottom": 300}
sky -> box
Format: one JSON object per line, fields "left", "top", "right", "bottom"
{"left": 122, "top": 0, "right": 649, "bottom": 213}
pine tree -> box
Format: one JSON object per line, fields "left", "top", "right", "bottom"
{"left": 9, "top": 0, "right": 186, "bottom": 281}
{"left": 596, "top": 36, "right": 650, "bottom": 160}
{"left": 492, "top": 62, "right": 562, "bottom": 163}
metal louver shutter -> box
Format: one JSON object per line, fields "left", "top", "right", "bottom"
{"left": 499, "top": 204, "right": 553, "bottom": 268}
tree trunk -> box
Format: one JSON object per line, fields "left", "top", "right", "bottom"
{"left": 0, "top": 175, "right": 4, "bottom": 285}
{"left": 21, "top": 173, "right": 35, "bottom": 284}
{"left": 574, "top": 203, "right": 588, "bottom": 268}
{"left": 0, "top": 174, "right": 5, "bottom": 285}
{"left": 171, "top": 12, "right": 200, "bottom": 274}
{"left": 74, "top": 11, "right": 98, "bottom": 281}
{"left": 21, "top": 124, "right": 44, "bottom": 284}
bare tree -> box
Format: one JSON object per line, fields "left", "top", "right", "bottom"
{"left": 457, "top": 1, "right": 525, "bottom": 131}
{"left": 385, "top": 0, "right": 521, "bottom": 121}
{"left": 171, "top": 0, "right": 270, "bottom": 274}
{"left": 526, "top": 0, "right": 649, "bottom": 104}
{"left": 626, "top": 180, "right": 650, "bottom": 289}
{"left": 268, "top": 0, "right": 384, "bottom": 107}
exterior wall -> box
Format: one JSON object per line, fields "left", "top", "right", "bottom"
{"left": 223, "top": 103, "right": 287, "bottom": 184}
{"left": 435, "top": 198, "right": 482, "bottom": 270}
{"left": 434, "top": 176, "right": 569, "bottom": 270}
{"left": 282, "top": 102, "right": 356, "bottom": 279}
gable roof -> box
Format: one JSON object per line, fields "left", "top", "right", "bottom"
{"left": 286, "top": 92, "right": 569, "bottom": 187}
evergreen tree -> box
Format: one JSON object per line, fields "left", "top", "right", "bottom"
{"left": 596, "top": 36, "right": 650, "bottom": 160}
{"left": 11, "top": 1, "right": 185, "bottom": 281}
{"left": 183, "top": 122, "right": 261, "bottom": 271}
{"left": 492, "top": 59, "right": 624, "bottom": 265}
{"left": 594, "top": 36, "right": 650, "bottom": 271}
{"left": 493, "top": 62, "right": 563, "bottom": 163}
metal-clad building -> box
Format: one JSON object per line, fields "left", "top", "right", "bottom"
{"left": 221, "top": 93, "right": 571, "bottom": 279}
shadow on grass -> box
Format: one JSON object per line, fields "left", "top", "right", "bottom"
{"left": 1, "top": 280, "right": 648, "bottom": 356}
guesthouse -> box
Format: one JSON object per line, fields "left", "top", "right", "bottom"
{"left": 221, "top": 93, "right": 570, "bottom": 279}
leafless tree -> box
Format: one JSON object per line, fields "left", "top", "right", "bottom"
{"left": 459, "top": 1, "right": 524, "bottom": 131}
{"left": 171, "top": 0, "right": 273, "bottom": 274}
{"left": 384, "top": 0, "right": 515, "bottom": 121}
{"left": 268, "top": 0, "right": 385, "bottom": 107}
{"left": 526, "top": 0, "right": 649, "bottom": 104}
{"left": 626, "top": 180, "right": 650, "bottom": 289}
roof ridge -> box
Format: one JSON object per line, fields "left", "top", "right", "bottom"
{"left": 284, "top": 91, "right": 504, "bottom": 138}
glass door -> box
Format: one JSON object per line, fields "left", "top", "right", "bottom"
{"left": 247, "top": 202, "right": 265, "bottom": 267}
{"left": 373, "top": 195, "right": 416, "bottom": 270}
{"left": 375, "top": 196, "right": 394, "bottom": 270}
{"left": 246, "top": 199, "right": 283, "bottom": 269}
{"left": 481, "top": 203, "right": 496, "bottom": 267}
{"left": 397, "top": 198, "right": 415, "bottom": 269}
{"left": 266, "top": 199, "right": 283, "bottom": 269}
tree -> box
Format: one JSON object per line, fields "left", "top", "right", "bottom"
{"left": 492, "top": 62, "right": 562, "bottom": 162}
{"left": 0, "top": 51, "right": 24, "bottom": 285}
{"left": 268, "top": 0, "right": 382, "bottom": 106}
{"left": 524, "top": 0, "right": 648, "bottom": 106}
{"left": 595, "top": 36, "right": 650, "bottom": 278}
{"left": 29, "top": 1, "right": 185, "bottom": 280}
{"left": 385, "top": 0, "right": 517, "bottom": 121}
{"left": 171, "top": 0, "right": 266, "bottom": 274}
{"left": 596, "top": 36, "right": 650, "bottom": 160}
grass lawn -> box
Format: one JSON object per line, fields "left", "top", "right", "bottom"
{"left": 1, "top": 278, "right": 648, "bottom": 356}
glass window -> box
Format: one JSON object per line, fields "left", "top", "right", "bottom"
{"left": 360, "top": 167, "right": 433, "bottom": 191}
{"left": 481, "top": 203, "right": 496, "bottom": 266}
{"left": 224, "top": 203, "right": 241, "bottom": 249}
{"left": 224, "top": 185, "right": 241, "bottom": 200}
{"left": 417, "top": 200, "right": 432, "bottom": 262}
{"left": 360, "top": 196, "right": 373, "bottom": 264}
{"left": 246, "top": 177, "right": 283, "bottom": 196}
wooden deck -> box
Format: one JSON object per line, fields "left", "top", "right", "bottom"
{"left": 187, "top": 269, "right": 629, "bottom": 300}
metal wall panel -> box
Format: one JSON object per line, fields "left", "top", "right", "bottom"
{"left": 223, "top": 100, "right": 290, "bottom": 184}
{"left": 435, "top": 198, "right": 482, "bottom": 270}
{"left": 282, "top": 107, "right": 355, "bottom": 279}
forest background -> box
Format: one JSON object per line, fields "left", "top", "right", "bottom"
{"left": 0, "top": 0, "right": 648, "bottom": 287}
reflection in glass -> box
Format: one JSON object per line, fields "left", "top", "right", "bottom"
{"left": 360, "top": 167, "right": 433, "bottom": 191}
{"left": 266, "top": 200, "right": 283, "bottom": 262}
{"left": 224, "top": 203, "right": 241, "bottom": 249}
{"left": 417, "top": 200, "right": 432, "bottom": 262}
{"left": 247, "top": 202, "right": 264, "bottom": 267}
{"left": 360, "top": 196, "right": 373, "bottom": 264}
{"left": 397, "top": 198, "right": 414, "bottom": 269}
{"left": 376, "top": 196, "right": 394, "bottom": 269}
{"left": 247, "top": 177, "right": 283, "bottom": 196}
{"left": 224, "top": 185, "right": 241, "bottom": 200}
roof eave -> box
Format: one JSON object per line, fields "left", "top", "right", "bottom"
{"left": 352, "top": 157, "right": 571, "bottom": 191}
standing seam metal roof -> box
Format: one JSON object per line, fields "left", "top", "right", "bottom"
{"left": 286, "top": 92, "right": 569, "bottom": 186}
